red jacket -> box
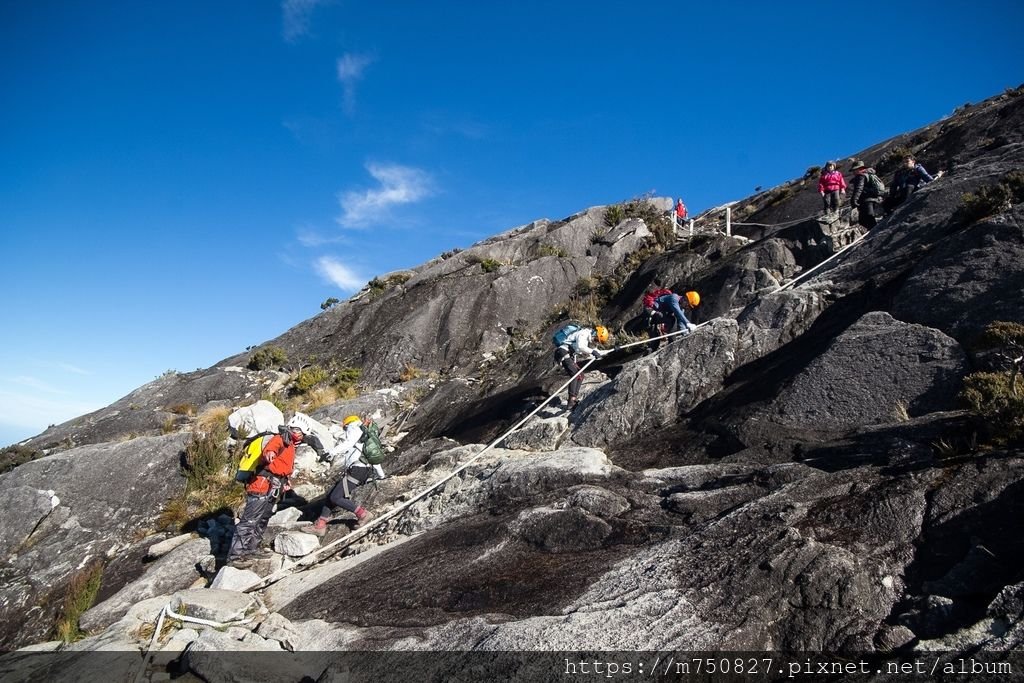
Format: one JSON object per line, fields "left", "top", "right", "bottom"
{"left": 245, "top": 434, "right": 296, "bottom": 495}
{"left": 818, "top": 170, "right": 847, "bottom": 193}
{"left": 675, "top": 200, "right": 687, "bottom": 220}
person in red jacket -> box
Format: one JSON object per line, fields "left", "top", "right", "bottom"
{"left": 675, "top": 198, "right": 687, "bottom": 226}
{"left": 227, "top": 424, "right": 304, "bottom": 567}
{"left": 817, "top": 161, "right": 847, "bottom": 216}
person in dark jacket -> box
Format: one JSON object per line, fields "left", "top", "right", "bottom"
{"left": 848, "top": 160, "right": 883, "bottom": 230}
{"left": 886, "top": 155, "right": 942, "bottom": 210}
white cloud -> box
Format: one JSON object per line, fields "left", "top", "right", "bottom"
{"left": 282, "top": 0, "right": 326, "bottom": 43}
{"left": 54, "top": 362, "right": 91, "bottom": 375}
{"left": 0, "top": 387, "right": 98, "bottom": 435}
{"left": 338, "top": 162, "right": 434, "bottom": 228}
{"left": 315, "top": 256, "right": 365, "bottom": 292}
{"left": 336, "top": 53, "right": 375, "bottom": 114}
{"left": 11, "top": 376, "right": 69, "bottom": 395}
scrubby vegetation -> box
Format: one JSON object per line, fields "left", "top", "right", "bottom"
{"left": 1, "top": 444, "right": 42, "bottom": 474}
{"left": 247, "top": 346, "right": 287, "bottom": 371}
{"left": 536, "top": 243, "right": 569, "bottom": 258}
{"left": 320, "top": 297, "right": 340, "bottom": 310}
{"left": 52, "top": 561, "right": 104, "bottom": 642}
{"left": 877, "top": 145, "right": 912, "bottom": 174}
{"left": 157, "top": 429, "right": 244, "bottom": 532}
{"left": 954, "top": 170, "right": 1024, "bottom": 224}
{"left": 368, "top": 272, "right": 412, "bottom": 297}
{"left": 960, "top": 321, "right": 1024, "bottom": 446}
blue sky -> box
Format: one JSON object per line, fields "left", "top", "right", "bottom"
{"left": 2, "top": 1, "right": 1022, "bottom": 447}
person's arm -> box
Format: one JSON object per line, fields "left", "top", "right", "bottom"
{"left": 818, "top": 175, "right": 827, "bottom": 194}
{"left": 665, "top": 295, "right": 694, "bottom": 329}
{"left": 916, "top": 164, "right": 934, "bottom": 184}
{"left": 839, "top": 174, "right": 847, "bottom": 192}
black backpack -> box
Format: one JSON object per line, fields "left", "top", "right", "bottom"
{"left": 863, "top": 173, "right": 886, "bottom": 199}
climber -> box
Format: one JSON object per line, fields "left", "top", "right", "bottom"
{"left": 553, "top": 324, "right": 611, "bottom": 411}
{"left": 817, "top": 161, "right": 847, "bottom": 216}
{"left": 675, "top": 197, "right": 688, "bottom": 226}
{"left": 649, "top": 290, "right": 700, "bottom": 351}
{"left": 642, "top": 278, "right": 674, "bottom": 351}
{"left": 886, "top": 154, "right": 943, "bottom": 210}
{"left": 848, "top": 160, "right": 884, "bottom": 230}
{"left": 301, "top": 415, "right": 384, "bottom": 537}
{"left": 227, "top": 422, "right": 304, "bottom": 568}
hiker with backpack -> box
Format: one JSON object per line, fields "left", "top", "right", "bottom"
{"left": 817, "top": 161, "right": 847, "bottom": 216}
{"left": 552, "top": 324, "right": 611, "bottom": 411}
{"left": 887, "top": 155, "right": 942, "bottom": 210}
{"left": 227, "top": 423, "right": 305, "bottom": 568}
{"left": 301, "top": 415, "right": 384, "bottom": 537}
{"left": 849, "top": 160, "right": 885, "bottom": 230}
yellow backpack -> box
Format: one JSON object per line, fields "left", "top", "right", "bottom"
{"left": 235, "top": 433, "right": 274, "bottom": 483}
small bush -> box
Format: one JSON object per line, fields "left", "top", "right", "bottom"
{"left": 536, "top": 243, "right": 569, "bottom": 258}
{"left": 877, "top": 145, "right": 912, "bottom": 174}
{"left": 248, "top": 346, "right": 287, "bottom": 371}
{"left": 805, "top": 166, "right": 821, "bottom": 178}
{"left": 960, "top": 371, "right": 1024, "bottom": 446}
{"left": 440, "top": 248, "right": 462, "bottom": 259}
{"left": 320, "top": 297, "right": 340, "bottom": 310}
{"left": 161, "top": 417, "right": 179, "bottom": 435}
{"left": 479, "top": 258, "right": 501, "bottom": 273}
{"left": 603, "top": 204, "right": 625, "bottom": 227}
{"left": 53, "top": 561, "right": 104, "bottom": 642}
{"left": 293, "top": 365, "right": 329, "bottom": 394}
{"left": 399, "top": 364, "right": 422, "bottom": 382}
{"left": 1, "top": 444, "right": 42, "bottom": 474}
{"left": 368, "top": 272, "right": 412, "bottom": 298}
{"left": 183, "top": 431, "right": 230, "bottom": 491}
{"left": 168, "top": 403, "right": 196, "bottom": 416}
{"left": 195, "top": 406, "right": 231, "bottom": 437}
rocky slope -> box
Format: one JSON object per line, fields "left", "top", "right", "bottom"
{"left": 2, "top": 87, "right": 1023, "bottom": 675}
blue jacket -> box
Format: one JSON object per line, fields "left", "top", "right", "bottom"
{"left": 655, "top": 293, "right": 695, "bottom": 329}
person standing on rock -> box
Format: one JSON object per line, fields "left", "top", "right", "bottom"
{"left": 227, "top": 423, "right": 304, "bottom": 568}
{"left": 553, "top": 325, "right": 611, "bottom": 411}
{"left": 848, "top": 160, "right": 884, "bottom": 230}
{"left": 817, "top": 161, "right": 847, "bottom": 216}
{"left": 675, "top": 198, "right": 687, "bottom": 227}
{"left": 301, "top": 415, "right": 383, "bottom": 537}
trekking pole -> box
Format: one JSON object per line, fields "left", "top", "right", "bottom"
{"left": 244, "top": 356, "right": 600, "bottom": 594}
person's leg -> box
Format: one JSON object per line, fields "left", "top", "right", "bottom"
{"left": 228, "top": 494, "right": 270, "bottom": 561}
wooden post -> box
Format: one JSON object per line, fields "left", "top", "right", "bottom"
{"left": 726, "top": 207, "right": 731, "bottom": 237}
{"left": 689, "top": 218, "right": 694, "bottom": 237}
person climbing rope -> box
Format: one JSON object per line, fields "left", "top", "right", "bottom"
{"left": 649, "top": 290, "right": 700, "bottom": 351}
{"left": 553, "top": 324, "right": 611, "bottom": 411}
{"left": 642, "top": 277, "right": 674, "bottom": 351}
{"left": 849, "top": 160, "right": 885, "bottom": 230}
{"left": 227, "top": 422, "right": 304, "bottom": 568}
{"left": 886, "top": 154, "right": 943, "bottom": 211}
{"left": 301, "top": 415, "right": 384, "bottom": 537}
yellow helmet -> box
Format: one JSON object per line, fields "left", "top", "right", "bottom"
{"left": 343, "top": 415, "right": 361, "bottom": 426}
{"left": 685, "top": 291, "right": 701, "bottom": 308}
{"left": 594, "top": 325, "right": 610, "bottom": 344}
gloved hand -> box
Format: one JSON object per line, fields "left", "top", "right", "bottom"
{"left": 686, "top": 323, "right": 698, "bottom": 333}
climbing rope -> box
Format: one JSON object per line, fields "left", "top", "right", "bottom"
{"left": 241, "top": 321, "right": 719, "bottom": 594}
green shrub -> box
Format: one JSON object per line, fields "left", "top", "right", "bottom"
{"left": 536, "top": 243, "right": 569, "bottom": 258}
{"left": 440, "top": 248, "right": 462, "bottom": 259}
{"left": 320, "top": 297, "right": 340, "bottom": 310}
{"left": 960, "top": 371, "right": 1024, "bottom": 446}
{"left": 0, "top": 445, "right": 42, "bottom": 474}
{"left": 368, "top": 272, "right": 412, "bottom": 297}
{"left": 954, "top": 170, "right": 1024, "bottom": 225}
{"left": 53, "top": 561, "right": 104, "bottom": 642}
{"left": 604, "top": 204, "right": 625, "bottom": 227}
{"left": 805, "top": 166, "right": 821, "bottom": 178}
{"left": 479, "top": 258, "right": 501, "bottom": 273}
{"left": 293, "top": 365, "right": 329, "bottom": 394}
{"left": 183, "top": 431, "right": 230, "bottom": 491}
{"left": 877, "top": 145, "right": 912, "bottom": 174}
{"left": 248, "top": 346, "right": 287, "bottom": 371}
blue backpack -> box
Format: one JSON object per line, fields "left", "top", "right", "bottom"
{"left": 552, "top": 324, "right": 581, "bottom": 347}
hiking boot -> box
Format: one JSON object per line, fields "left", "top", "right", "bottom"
{"left": 566, "top": 398, "right": 578, "bottom": 412}
{"left": 228, "top": 556, "right": 254, "bottom": 569}
{"left": 301, "top": 517, "right": 329, "bottom": 538}
{"left": 353, "top": 507, "right": 374, "bottom": 529}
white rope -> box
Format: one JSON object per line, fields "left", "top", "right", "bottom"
{"left": 135, "top": 604, "right": 255, "bottom": 682}
{"left": 776, "top": 233, "right": 867, "bottom": 292}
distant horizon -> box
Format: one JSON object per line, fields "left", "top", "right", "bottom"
{"left": 3, "top": 1, "right": 1023, "bottom": 447}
